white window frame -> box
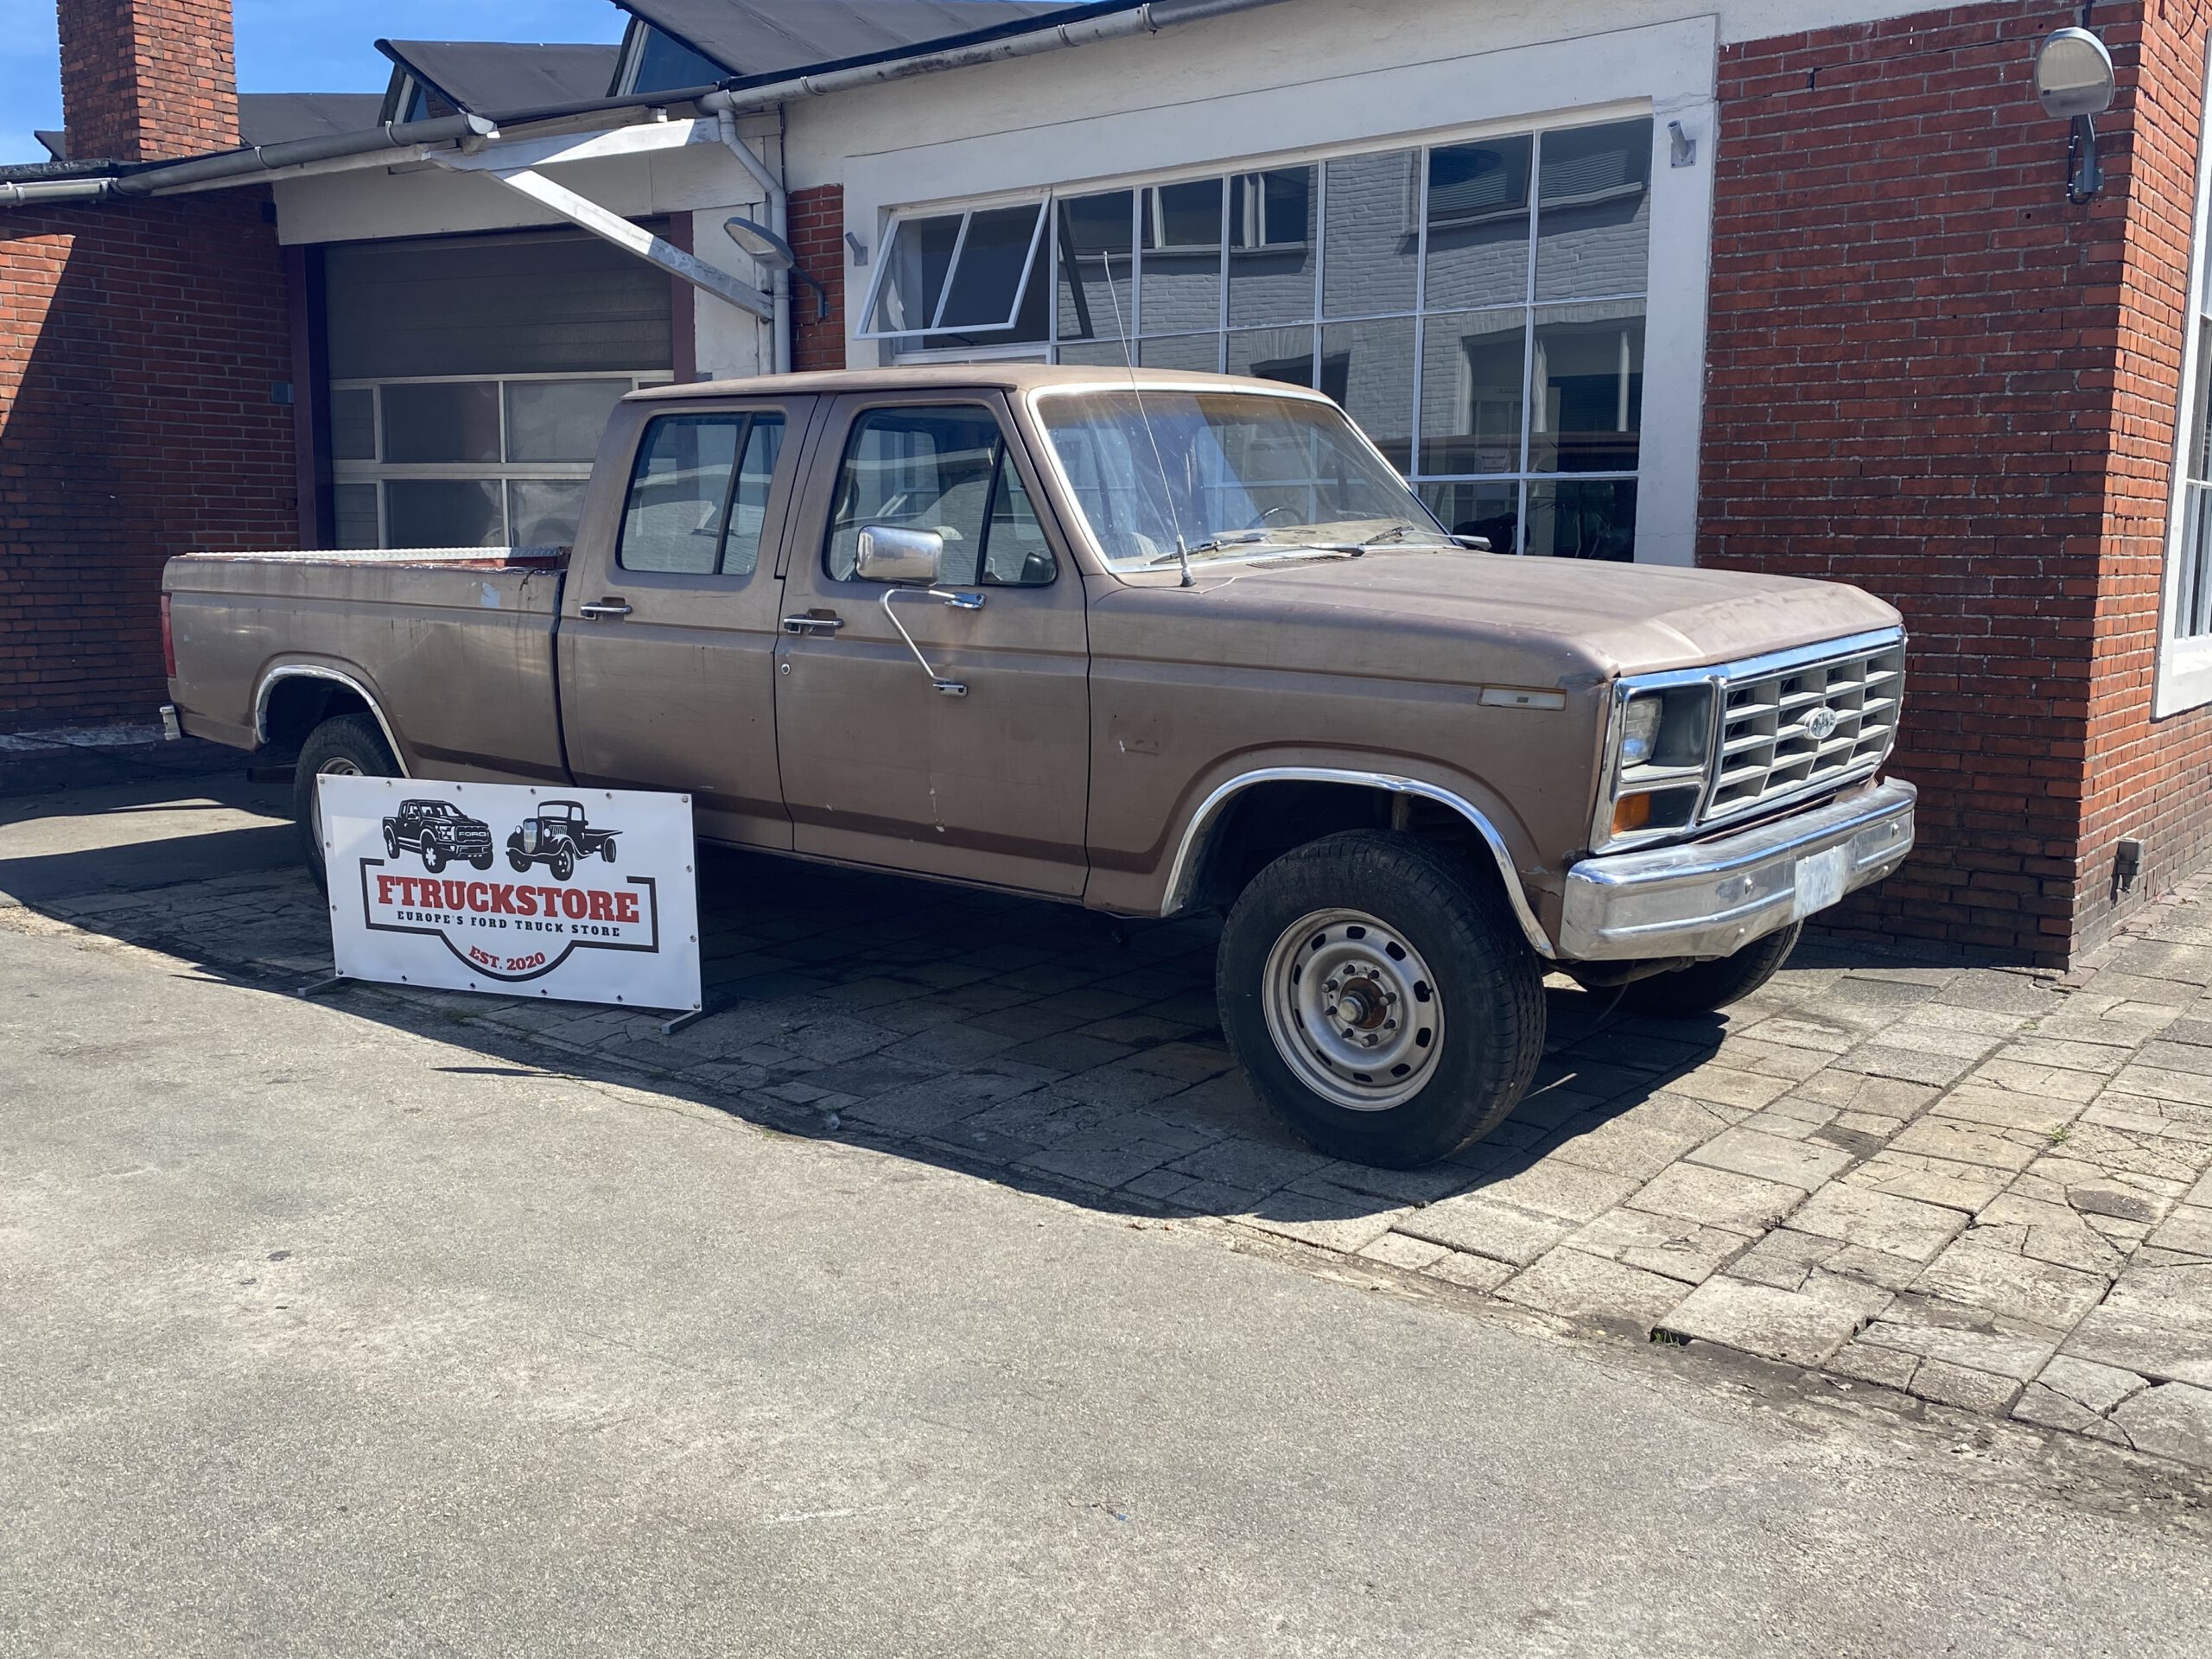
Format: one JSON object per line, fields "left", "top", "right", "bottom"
{"left": 855, "top": 204, "right": 1050, "bottom": 341}
{"left": 2156, "top": 47, "right": 2212, "bottom": 716}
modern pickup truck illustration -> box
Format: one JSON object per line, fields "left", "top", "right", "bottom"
{"left": 381, "top": 799, "right": 496, "bottom": 873}
{"left": 505, "top": 799, "right": 620, "bottom": 880}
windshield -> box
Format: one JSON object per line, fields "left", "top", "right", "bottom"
{"left": 1033, "top": 390, "right": 1454, "bottom": 570}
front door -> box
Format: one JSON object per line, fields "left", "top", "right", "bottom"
{"left": 773, "top": 392, "right": 1090, "bottom": 896}
{"left": 559, "top": 395, "right": 813, "bottom": 849}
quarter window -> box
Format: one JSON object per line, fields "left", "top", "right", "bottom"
{"left": 617, "top": 411, "right": 785, "bottom": 576}
{"left": 825, "top": 407, "right": 1056, "bottom": 587}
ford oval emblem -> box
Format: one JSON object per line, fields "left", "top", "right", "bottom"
{"left": 1805, "top": 707, "right": 1840, "bottom": 741}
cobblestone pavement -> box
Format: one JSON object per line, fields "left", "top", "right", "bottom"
{"left": 16, "top": 802, "right": 2212, "bottom": 1476}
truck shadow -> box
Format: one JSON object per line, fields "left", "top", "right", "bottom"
{"left": 8, "top": 787, "right": 1964, "bottom": 1243}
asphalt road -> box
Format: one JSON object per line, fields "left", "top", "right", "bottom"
{"left": 4, "top": 923, "right": 2211, "bottom": 1657}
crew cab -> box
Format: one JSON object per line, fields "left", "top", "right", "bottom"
{"left": 162, "top": 366, "right": 1914, "bottom": 1166}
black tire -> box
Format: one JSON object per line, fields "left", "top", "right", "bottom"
{"left": 383, "top": 825, "right": 398, "bottom": 858}
{"left": 1217, "top": 830, "right": 1546, "bottom": 1168}
{"left": 601, "top": 840, "right": 618, "bottom": 865}
{"left": 421, "top": 844, "right": 446, "bottom": 875}
{"left": 471, "top": 851, "right": 494, "bottom": 871}
{"left": 508, "top": 849, "right": 531, "bottom": 874}
{"left": 550, "top": 847, "right": 575, "bottom": 882}
{"left": 292, "top": 713, "right": 398, "bottom": 891}
{"left": 1619, "top": 923, "right": 1802, "bottom": 1019}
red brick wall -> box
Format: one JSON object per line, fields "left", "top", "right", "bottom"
{"left": 788, "top": 184, "right": 847, "bottom": 372}
{"left": 0, "top": 193, "right": 296, "bottom": 731}
{"left": 59, "top": 0, "right": 241, "bottom": 163}
{"left": 2075, "top": 4, "right": 2212, "bottom": 953}
{"left": 1702, "top": 3, "right": 2130, "bottom": 962}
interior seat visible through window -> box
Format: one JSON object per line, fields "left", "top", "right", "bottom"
{"left": 824, "top": 405, "right": 1058, "bottom": 588}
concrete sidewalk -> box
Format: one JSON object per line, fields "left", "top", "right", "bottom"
{"left": 9, "top": 779, "right": 2212, "bottom": 1471}
{"left": 8, "top": 922, "right": 2212, "bottom": 1656}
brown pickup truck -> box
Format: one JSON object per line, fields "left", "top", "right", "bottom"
{"left": 164, "top": 365, "right": 1914, "bottom": 1167}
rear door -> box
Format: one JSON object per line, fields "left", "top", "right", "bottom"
{"left": 772, "top": 391, "right": 1090, "bottom": 896}
{"left": 558, "top": 395, "right": 814, "bottom": 849}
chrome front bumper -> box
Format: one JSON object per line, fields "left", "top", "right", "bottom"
{"left": 1558, "top": 779, "right": 1916, "bottom": 962}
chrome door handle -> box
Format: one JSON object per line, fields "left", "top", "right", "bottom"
{"left": 579, "top": 600, "right": 632, "bottom": 620}
{"left": 781, "top": 613, "right": 845, "bottom": 636}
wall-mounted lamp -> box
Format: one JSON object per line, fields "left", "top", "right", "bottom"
{"left": 2035, "top": 25, "right": 2117, "bottom": 203}
{"left": 726, "top": 216, "right": 831, "bottom": 321}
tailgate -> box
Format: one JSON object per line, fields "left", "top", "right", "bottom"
{"left": 164, "top": 550, "right": 569, "bottom": 781}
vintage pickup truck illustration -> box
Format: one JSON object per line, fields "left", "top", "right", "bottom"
{"left": 161, "top": 365, "right": 1914, "bottom": 1167}
{"left": 380, "top": 798, "right": 495, "bottom": 874}
{"left": 505, "top": 799, "right": 620, "bottom": 881}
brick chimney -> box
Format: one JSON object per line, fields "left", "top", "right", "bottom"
{"left": 58, "top": 0, "right": 241, "bottom": 164}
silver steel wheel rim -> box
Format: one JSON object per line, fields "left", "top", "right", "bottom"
{"left": 1261, "top": 908, "right": 1445, "bottom": 1111}
{"left": 312, "top": 756, "right": 361, "bottom": 846}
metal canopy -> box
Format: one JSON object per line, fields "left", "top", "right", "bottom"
{"left": 239, "top": 94, "right": 390, "bottom": 145}
{"left": 616, "top": 0, "right": 1082, "bottom": 78}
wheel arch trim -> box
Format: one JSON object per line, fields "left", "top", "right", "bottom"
{"left": 1159, "top": 767, "right": 1556, "bottom": 958}
{"left": 253, "top": 663, "right": 412, "bottom": 779}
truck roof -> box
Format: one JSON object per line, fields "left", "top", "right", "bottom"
{"left": 627, "top": 365, "right": 1325, "bottom": 402}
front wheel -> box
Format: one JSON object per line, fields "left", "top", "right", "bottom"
{"left": 1217, "top": 831, "right": 1546, "bottom": 1168}
{"left": 507, "top": 848, "right": 531, "bottom": 874}
{"left": 550, "top": 847, "right": 575, "bottom": 882}
{"left": 1619, "top": 923, "right": 1802, "bottom": 1018}
{"left": 421, "top": 844, "right": 446, "bottom": 875}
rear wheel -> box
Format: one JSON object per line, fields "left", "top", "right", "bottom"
{"left": 470, "top": 850, "right": 494, "bottom": 871}
{"left": 1217, "top": 831, "right": 1545, "bottom": 1167}
{"left": 1619, "top": 923, "right": 1802, "bottom": 1018}
{"left": 291, "top": 713, "right": 397, "bottom": 891}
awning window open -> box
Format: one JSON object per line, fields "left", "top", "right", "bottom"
{"left": 858, "top": 203, "right": 1047, "bottom": 340}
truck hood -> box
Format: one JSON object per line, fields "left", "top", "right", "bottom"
{"left": 1176, "top": 548, "right": 1901, "bottom": 678}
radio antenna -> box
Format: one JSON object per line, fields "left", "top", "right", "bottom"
{"left": 1097, "top": 216, "right": 1192, "bottom": 587}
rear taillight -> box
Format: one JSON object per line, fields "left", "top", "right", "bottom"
{"left": 160, "top": 594, "right": 176, "bottom": 680}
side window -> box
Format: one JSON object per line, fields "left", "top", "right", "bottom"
{"left": 616, "top": 411, "right": 785, "bottom": 575}
{"left": 825, "top": 405, "right": 1057, "bottom": 586}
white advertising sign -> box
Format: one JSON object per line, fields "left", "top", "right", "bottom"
{"left": 319, "top": 776, "right": 701, "bottom": 1012}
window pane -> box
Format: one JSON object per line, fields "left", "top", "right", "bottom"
{"left": 1141, "top": 177, "right": 1224, "bottom": 337}
{"left": 386, "top": 479, "right": 504, "bottom": 547}
{"left": 1058, "top": 338, "right": 1133, "bottom": 369}
{"left": 1423, "top": 135, "right": 1532, "bottom": 312}
{"left": 507, "top": 479, "right": 589, "bottom": 547}
{"left": 632, "top": 26, "right": 725, "bottom": 93}
{"left": 1057, "top": 191, "right": 1135, "bottom": 346}
{"left": 826, "top": 407, "right": 1001, "bottom": 582}
{"left": 1418, "top": 308, "right": 1526, "bottom": 475}
{"left": 334, "top": 482, "right": 379, "bottom": 549}
{"left": 505, "top": 378, "right": 628, "bottom": 462}
{"left": 721, "top": 415, "right": 785, "bottom": 576}
{"left": 1227, "top": 167, "right": 1316, "bottom": 327}
{"left": 1320, "top": 316, "right": 1414, "bottom": 470}
{"left": 2191, "top": 317, "right": 2212, "bottom": 483}
{"left": 1529, "top": 303, "right": 1644, "bottom": 474}
{"left": 938, "top": 204, "right": 1043, "bottom": 329}
{"left": 381, "top": 381, "right": 500, "bottom": 463}
{"left": 1138, "top": 333, "right": 1221, "bottom": 372}
{"left": 618, "top": 416, "right": 741, "bottom": 574}
{"left": 873, "top": 213, "right": 962, "bottom": 334}
{"left": 331, "top": 388, "right": 376, "bottom": 460}
{"left": 977, "top": 455, "right": 1056, "bottom": 586}
{"left": 1420, "top": 480, "right": 1520, "bottom": 554}
{"left": 1229, "top": 326, "right": 1317, "bottom": 389}
{"left": 1322, "top": 150, "right": 1418, "bottom": 318}
{"left": 1535, "top": 119, "right": 1653, "bottom": 301}
{"left": 1526, "top": 479, "right": 1637, "bottom": 560}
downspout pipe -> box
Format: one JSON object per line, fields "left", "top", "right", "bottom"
{"left": 108, "top": 113, "right": 499, "bottom": 196}
{"left": 711, "top": 105, "right": 791, "bottom": 375}
{"left": 700, "top": 0, "right": 1291, "bottom": 114}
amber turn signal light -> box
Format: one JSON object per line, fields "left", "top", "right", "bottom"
{"left": 1611, "top": 793, "right": 1653, "bottom": 836}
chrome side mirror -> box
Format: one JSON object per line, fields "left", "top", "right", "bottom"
{"left": 855, "top": 524, "right": 944, "bottom": 585}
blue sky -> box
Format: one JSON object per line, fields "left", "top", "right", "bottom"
{"left": 1, "top": 2, "right": 630, "bottom": 165}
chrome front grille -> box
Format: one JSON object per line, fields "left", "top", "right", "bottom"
{"left": 1707, "top": 640, "right": 1905, "bottom": 823}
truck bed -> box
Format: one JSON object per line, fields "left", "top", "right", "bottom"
{"left": 164, "top": 546, "right": 573, "bottom": 782}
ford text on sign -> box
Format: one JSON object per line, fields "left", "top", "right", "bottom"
{"left": 320, "top": 776, "right": 702, "bottom": 1011}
